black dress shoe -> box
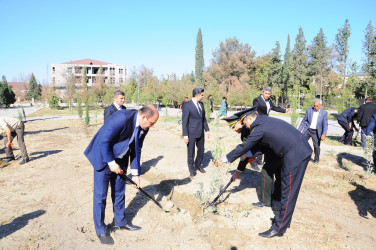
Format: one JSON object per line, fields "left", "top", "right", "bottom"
{"left": 20, "top": 158, "right": 30, "bottom": 165}
{"left": 197, "top": 167, "right": 206, "bottom": 173}
{"left": 3, "top": 157, "right": 15, "bottom": 162}
{"left": 114, "top": 223, "right": 141, "bottom": 231}
{"left": 252, "top": 202, "right": 270, "bottom": 208}
{"left": 258, "top": 228, "right": 284, "bottom": 238}
{"left": 97, "top": 234, "right": 114, "bottom": 245}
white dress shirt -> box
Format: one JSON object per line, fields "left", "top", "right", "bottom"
{"left": 261, "top": 95, "right": 271, "bottom": 114}
{"left": 310, "top": 109, "right": 320, "bottom": 129}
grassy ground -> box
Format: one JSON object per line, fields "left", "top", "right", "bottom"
{"left": 28, "top": 107, "right": 105, "bottom": 117}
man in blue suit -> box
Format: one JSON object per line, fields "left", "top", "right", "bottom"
{"left": 182, "top": 87, "right": 210, "bottom": 178}
{"left": 103, "top": 90, "right": 126, "bottom": 121}
{"left": 298, "top": 99, "right": 328, "bottom": 164}
{"left": 84, "top": 105, "right": 159, "bottom": 245}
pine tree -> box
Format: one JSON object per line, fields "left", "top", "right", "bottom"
{"left": 362, "top": 20, "right": 376, "bottom": 98}
{"left": 291, "top": 27, "right": 308, "bottom": 109}
{"left": 26, "top": 73, "right": 41, "bottom": 102}
{"left": 82, "top": 67, "right": 90, "bottom": 125}
{"left": 309, "top": 28, "right": 330, "bottom": 98}
{"left": 335, "top": 19, "right": 351, "bottom": 85}
{"left": 269, "top": 41, "right": 283, "bottom": 104}
{"left": 282, "top": 35, "right": 292, "bottom": 104}
{"left": 195, "top": 28, "right": 204, "bottom": 85}
{"left": 0, "top": 75, "right": 16, "bottom": 107}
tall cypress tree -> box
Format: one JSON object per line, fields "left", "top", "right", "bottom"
{"left": 282, "top": 34, "right": 292, "bottom": 103}
{"left": 335, "top": 19, "right": 351, "bottom": 85}
{"left": 269, "top": 41, "right": 283, "bottom": 104}
{"left": 309, "top": 28, "right": 330, "bottom": 98}
{"left": 362, "top": 20, "right": 376, "bottom": 98}
{"left": 26, "top": 73, "right": 41, "bottom": 102}
{"left": 195, "top": 28, "right": 204, "bottom": 85}
{"left": 0, "top": 75, "right": 16, "bottom": 107}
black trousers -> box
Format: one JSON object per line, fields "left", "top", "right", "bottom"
{"left": 4, "top": 122, "right": 29, "bottom": 160}
{"left": 187, "top": 134, "right": 204, "bottom": 175}
{"left": 304, "top": 128, "right": 321, "bottom": 161}
{"left": 271, "top": 156, "right": 310, "bottom": 234}
{"left": 338, "top": 120, "right": 353, "bottom": 145}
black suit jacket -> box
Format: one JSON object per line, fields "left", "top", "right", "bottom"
{"left": 358, "top": 102, "right": 376, "bottom": 128}
{"left": 253, "top": 95, "right": 285, "bottom": 116}
{"left": 226, "top": 116, "right": 312, "bottom": 175}
{"left": 104, "top": 103, "right": 126, "bottom": 121}
{"left": 182, "top": 100, "right": 209, "bottom": 138}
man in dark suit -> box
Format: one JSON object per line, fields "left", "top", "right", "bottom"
{"left": 298, "top": 99, "right": 328, "bottom": 164}
{"left": 358, "top": 97, "right": 376, "bottom": 147}
{"left": 84, "top": 105, "right": 159, "bottom": 245}
{"left": 216, "top": 111, "right": 312, "bottom": 238}
{"left": 337, "top": 107, "right": 359, "bottom": 145}
{"left": 365, "top": 113, "right": 376, "bottom": 169}
{"left": 182, "top": 87, "right": 210, "bottom": 178}
{"left": 253, "top": 86, "right": 291, "bottom": 116}
{"left": 104, "top": 90, "right": 126, "bottom": 121}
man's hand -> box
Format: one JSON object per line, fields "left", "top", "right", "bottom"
{"left": 214, "top": 159, "right": 224, "bottom": 167}
{"left": 184, "top": 136, "right": 189, "bottom": 144}
{"left": 206, "top": 131, "right": 211, "bottom": 138}
{"left": 285, "top": 108, "right": 291, "bottom": 114}
{"left": 321, "top": 134, "right": 326, "bottom": 141}
{"left": 131, "top": 176, "right": 140, "bottom": 189}
{"left": 6, "top": 142, "right": 13, "bottom": 148}
{"left": 232, "top": 171, "right": 241, "bottom": 182}
{"left": 109, "top": 163, "right": 122, "bottom": 174}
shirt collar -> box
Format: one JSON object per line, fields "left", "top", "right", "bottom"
{"left": 113, "top": 102, "right": 122, "bottom": 110}
{"left": 192, "top": 98, "right": 198, "bottom": 105}
{"left": 261, "top": 95, "right": 269, "bottom": 102}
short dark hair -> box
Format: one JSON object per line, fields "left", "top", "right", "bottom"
{"left": 114, "top": 90, "right": 125, "bottom": 98}
{"left": 192, "top": 87, "right": 204, "bottom": 97}
{"left": 245, "top": 111, "right": 258, "bottom": 120}
{"left": 139, "top": 105, "right": 155, "bottom": 118}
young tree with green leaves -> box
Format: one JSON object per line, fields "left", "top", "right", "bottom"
{"left": 195, "top": 28, "right": 204, "bottom": 85}
{"left": 82, "top": 67, "right": 90, "bottom": 125}
{"left": 0, "top": 75, "right": 16, "bottom": 107}
{"left": 362, "top": 20, "right": 376, "bottom": 98}
{"left": 308, "top": 28, "right": 330, "bottom": 98}
{"left": 282, "top": 35, "right": 292, "bottom": 104}
{"left": 269, "top": 41, "right": 283, "bottom": 105}
{"left": 26, "top": 73, "right": 42, "bottom": 102}
{"left": 334, "top": 19, "right": 351, "bottom": 86}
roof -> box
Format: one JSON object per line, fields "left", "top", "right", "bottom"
{"left": 8, "top": 82, "right": 29, "bottom": 91}
{"left": 62, "top": 59, "right": 111, "bottom": 65}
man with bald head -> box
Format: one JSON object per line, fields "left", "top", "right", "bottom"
{"left": 298, "top": 99, "right": 328, "bottom": 164}
{"left": 84, "top": 105, "right": 159, "bottom": 245}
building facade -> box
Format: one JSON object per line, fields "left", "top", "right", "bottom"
{"left": 50, "top": 59, "right": 128, "bottom": 91}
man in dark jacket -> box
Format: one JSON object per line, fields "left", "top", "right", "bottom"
{"left": 217, "top": 111, "right": 312, "bottom": 238}
{"left": 365, "top": 113, "right": 376, "bottom": 169}
{"left": 104, "top": 90, "right": 126, "bottom": 121}
{"left": 253, "top": 86, "right": 290, "bottom": 116}
{"left": 337, "top": 107, "right": 359, "bottom": 145}
{"left": 358, "top": 97, "right": 376, "bottom": 147}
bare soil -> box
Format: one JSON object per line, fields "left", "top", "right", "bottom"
{"left": 0, "top": 117, "right": 375, "bottom": 249}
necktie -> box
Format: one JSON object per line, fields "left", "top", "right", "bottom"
{"left": 197, "top": 103, "right": 202, "bottom": 115}
{"left": 135, "top": 126, "right": 140, "bottom": 171}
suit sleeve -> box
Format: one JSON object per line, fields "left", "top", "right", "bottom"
{"left": 357, "top": 107, "right": 363, "bottom": 124}
{"left": 226, "top": 127, "right": 263, "bottom": 163}
{"left": 182, "top": 103, "right": 189, "bottom": 136}
{"left": 322, "top": 111, "right": 328, "bottom": 135}
{"left": 104, "top": 106, "right": 111, "bottom": 121}
{"left": 253, "top": 98, "right": 260, "bottom": 109}
{"left": 99, "top": 113, "right": 127, "bottom": 163}
{"left": 270, "top": 101, "right": 286, "bottom": 113}
{"left": 366, "top": 115, "right": 376, "bottom": 135}
{"left": 298, "top": 110, "right": 309, "bottom": 132}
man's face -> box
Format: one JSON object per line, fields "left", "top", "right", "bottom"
{"left": 114, "top": 95, "right": 125, "bottom": 106}
{"left": 139, "top": 113, "right": 159, "bottom": 130}
{"left": 313, "top": 101, "right": 321, "bottom": 111}
{"left": 232, "top": 121, "right": 243, "bottom": 133}
{"left": 262, "top": 90, "right": 271, "bottom": 100}
{"left": 195, "top": 92, "right": 204, "bottom": 102}
{"left": 184, "top": 98, "right": 188, "bottom": 102}
{"left": 243, "top": 116, "right": 256, "bottom": 128}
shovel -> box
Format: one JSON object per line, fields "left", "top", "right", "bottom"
{"left": 120, "top": 171, "right": 169, "bottom": 212}
{"left": 208, "top": 177, "right": 233, "bottom": 208}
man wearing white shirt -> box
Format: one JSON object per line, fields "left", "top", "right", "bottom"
{"left": 104, "top": 90, "right": 126, "bottom": 121}
{"left": 182, "top": 87, "right": 210, "bottom": 178}
{"left": 298, "top": 99, "right": 328, "bottom": 164}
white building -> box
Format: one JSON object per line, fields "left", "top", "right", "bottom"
{"left": 50, "top": 59, "right": 128, "bottom": 90}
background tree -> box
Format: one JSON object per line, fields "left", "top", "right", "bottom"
{"left": 92, "top": 66, "right": 108, "bottom": 107}
{"left": 0, "top": 75, "right": 16, "bottom": 108}
{"left": 308, "top": 28, "right": 330, "bottom": 98}
{"left": 195, "top": 28, "right": 204, "bottom": 85}
{"left": 268, "top": 41, "right": 283, "bottom": 105}
{"left": 281, "top": 34, "right": 292, "bottom": 105}
{"left": 26, "top": 73, "right": 42, "bottom": 102}
{"left": 362, "top": 20, "right": 376, "bottom": 98}
{"left": 291, "top": 27, "right": 308, "bottom": 109}
{"left": 64, "top": 73, "right": 76, "bottom": 111}
{"left": 334, "top": 19, "right": 351, "bottom": 86}
{"left": 82, "top": 67, "right": 90, "bottom": 125}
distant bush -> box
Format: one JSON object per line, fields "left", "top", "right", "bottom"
{"left": 49, "top": 95, "right": 60, "bottom": 109}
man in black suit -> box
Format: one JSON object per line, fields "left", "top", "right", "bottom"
{"left": 357, "top": 97, "right": 376, "bottom": 147}
{"left": 104, "top": 90, "right": 126, "bottom": 121}
{"left": 182, "top": 87, "right": 211, "bottom": 178}
{"left": 253, "top": 86, "right": 290, "bottom": 116}
{"left": 216, "top": 111, "right": 312, "bottom": 238}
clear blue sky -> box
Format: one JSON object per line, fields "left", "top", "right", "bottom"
{"left": 1, "top": 0, "right": 375, "bottom": 84}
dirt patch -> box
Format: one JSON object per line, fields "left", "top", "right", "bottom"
{"left": 0, "top": 118, "right": 375, "bottom": 249}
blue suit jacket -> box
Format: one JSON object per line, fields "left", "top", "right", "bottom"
{"left": 84, "top": 109, "right": 147, "bottom": 175}
{"left": 298, "top": 107, "right": 328, "bottom": 138}
{"left": 366, "top": 113, "right": 376, "bottom": 136}
{"left": 104, "top": 103, "right": 126, "bottom": 121}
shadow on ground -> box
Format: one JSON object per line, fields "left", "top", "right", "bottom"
{"left": 336, "top": 152, "right": 368, "bottom": 171}
{"left": 348, "top": 182, "right": 376, "bottom": 218}
{"left": 30, "top": 150, "right": 63, "bottom": 160}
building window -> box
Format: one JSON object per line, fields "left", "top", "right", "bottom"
{"left": 119, "top": 78, "right": 123, "bottom": 83}
{"left": 52, "top": 67, "right": 55, "bottom": 73}
{"left": 110, "top": 67, "right": 115, "bottom": 76}
{"left": 119, "top": 68, "right": 123, "bottom": 74}
{"left": 67, "top": 67, "right": 72, "bottom": 74}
